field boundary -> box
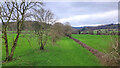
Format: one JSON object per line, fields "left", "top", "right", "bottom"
{"left": 70, "top": 37, "right": 105, "bottom": 60}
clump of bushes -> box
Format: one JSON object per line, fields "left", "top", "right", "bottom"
{"left": 49, "top": 22, "right": 72, "bottom": 44}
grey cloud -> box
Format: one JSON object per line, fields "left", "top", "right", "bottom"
{"left": 44, "top": 2, "right": 118, "bottom": 26}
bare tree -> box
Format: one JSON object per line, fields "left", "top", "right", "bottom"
{"left": 0, "top": 2, "right": 15, "bottom": 62}
{"left": 49, "top": 22, "right": 65, "bottom": 44}
{"left": 1, "top": 1, "right": 43, "bottom": 61}
{"left": 64, "top": 22, "right": 72, "bottom": 38}
{"left": 78, "top": 30, "right": 81, "bottom": 34}
{"left": 48, "top": 22, "right": 72, "bottom": 45}
{"left": 32, "top": 8, "right": 55, "bottom": 50}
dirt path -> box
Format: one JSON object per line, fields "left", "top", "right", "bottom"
{"left": 70, "top": 37, "right": 105, "bottom": 60}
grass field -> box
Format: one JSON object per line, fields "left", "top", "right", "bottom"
{"left": 72, "top": 34, "right": 113, "bottom": 53}
{"left": 2, "top": 34, "right": 101, "bottom": 66}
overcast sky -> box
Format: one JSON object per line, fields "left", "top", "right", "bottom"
{"left": 44, "top": 2, "right": 118, "bottom": 27}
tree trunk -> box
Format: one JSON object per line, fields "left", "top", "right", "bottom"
{"left": 9, "top": 33, "right": 20, "bottom": 61}
{"left": 5, "top": 39, "right": 9, "bottom": 61}
{"left": 78, "top": 30, "right": 81, "bottom": 34}
{"left": 3, "top": 28, "right": 9, "bottom": 61}
{"left": 40, "top": 42, "right": 44, "bottom": 50}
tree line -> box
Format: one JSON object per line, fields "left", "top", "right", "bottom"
{"left": 72, "top": 29, "right": 119, "bottom": 35}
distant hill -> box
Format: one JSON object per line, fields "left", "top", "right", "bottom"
{"left": 7, "top": 21, "right": 50, "bottom": 31}
{"left": 72, "top": 27, "right": 83, "bottom": 29}
{"left": 72, "top": 24, "right": 118, "bottom": 31}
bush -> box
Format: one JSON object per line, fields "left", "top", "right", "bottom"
{"left": 102, "top": 36, "right": 120, "bottom": 66}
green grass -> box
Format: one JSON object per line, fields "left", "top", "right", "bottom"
{"left": 2, "top": 34, "right": 101, "bottom": 66}
{"left": 72, "top": 34, "right": 113, "bottom": 53}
